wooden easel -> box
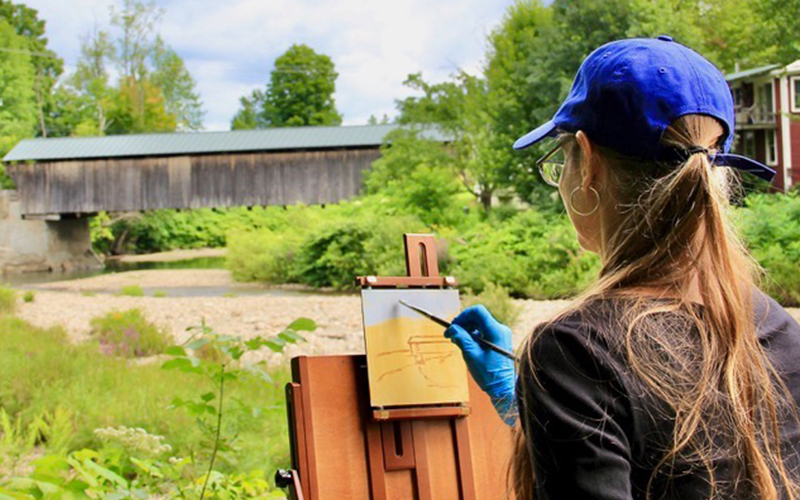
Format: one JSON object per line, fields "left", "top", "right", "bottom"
{"left": 276, "top": 234, "right": 513, "bottom": 500}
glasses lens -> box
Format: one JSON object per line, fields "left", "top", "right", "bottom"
{"left": 540, "top": 162, "right": 563, "bottom": 187}
{"left": 537, "top": 145, "right": 565, "bottom": 187}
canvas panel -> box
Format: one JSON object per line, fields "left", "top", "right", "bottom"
{"left": 361, "top": 289, "right": 469, "bottom": 407}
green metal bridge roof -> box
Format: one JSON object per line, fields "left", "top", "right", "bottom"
{"left": 3, "top": 124, "right": 449, "bottom": 162}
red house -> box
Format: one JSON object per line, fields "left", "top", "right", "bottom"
{"left": 726, "top": 60, "right": 800, "bottom": 190}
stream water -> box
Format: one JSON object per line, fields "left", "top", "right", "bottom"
{"left": 1, "top": 255, "right": 329, "bottom": 298}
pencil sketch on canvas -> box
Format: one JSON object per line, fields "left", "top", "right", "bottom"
{"left": 361, "top": 289, "right": 469, "bottom": 407}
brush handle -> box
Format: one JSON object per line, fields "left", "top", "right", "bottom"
{"left": 468, "top": 332, "right": 518, "bottom": 361}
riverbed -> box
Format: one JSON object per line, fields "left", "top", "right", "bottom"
{"left": 12, "top": 265, "right": 572, "bottom": 364}
{"left": 11, "top": 255, "right": 800, "bottom": 366}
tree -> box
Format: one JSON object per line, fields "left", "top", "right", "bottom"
{"left": 0, "top": 0, "right": 64, "bottom": 138}
{"left": 231, "top": 90, "right": 266, "bottom": 130}
{"left": 0, "top": 17, "right": 36, "bottom": 155}
{"left": 231, "top": 44, "right": 342, "bottom": 129}
{"left": 483, "top": 0, "right": 559, "bottom": 207}
{"left": 396, "top": 72, "right": 507, "bottom": 212}
{"left": 72, "top": 28, "right": 115, "bottom": 134}
{"left": 70, "top": 0, "right": 204, "bottom": 135}
{"left": 150, "top": 38, "right": 204, "bottom": 130}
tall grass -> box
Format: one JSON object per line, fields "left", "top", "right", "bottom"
{"left": 0, "top": 316, "right": 291, "bottom": 473}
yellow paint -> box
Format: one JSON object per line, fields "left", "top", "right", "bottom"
{"left": 364, "top": 316, "right": 469, "bottom": 407}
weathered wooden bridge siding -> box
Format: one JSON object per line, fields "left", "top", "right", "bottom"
{"left": 9, "top": 148, "right": 380, "bottom": 216}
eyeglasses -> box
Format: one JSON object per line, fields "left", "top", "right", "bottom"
{"left": 536, "top": 141, "right": 565, "bottom": 188}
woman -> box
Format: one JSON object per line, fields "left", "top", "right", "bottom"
{"left": 445, "top": 37, "right": 800, "bottom": 500}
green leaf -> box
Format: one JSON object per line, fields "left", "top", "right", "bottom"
{"left": 264, "top": 338, "right": 285, "bottom": 352}
{"left": 287, "top": 318, "right": 317, "bottom": 332}
{"left": 200, "top": 392, "right": 216, "bottom": 402}
{"left": 185, "top": 338, "right": 211, "bottom": 351}
{"left": 82, "top": 459, "right": 128, "bottom": 487}
{"left": 279, "top": 330, "right": 305, "bottom": 344}
{"left": 0, "top": 488, "right": 37, "bottom": 500}
{"left": 164, "top": 345, "right": 187, "bottom": 356}
{"left": 244, "top": 337, "right": 264, "bottom": 350}
{"left": 161, "top": 358, "right": 191, "bottom": 371}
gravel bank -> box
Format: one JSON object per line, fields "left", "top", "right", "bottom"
{"left": 15, "top": 269, "right": 800, "bottom": 366}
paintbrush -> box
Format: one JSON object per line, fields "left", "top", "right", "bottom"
{"left": 397, "top": 299, "right": 518, "bottom": 361}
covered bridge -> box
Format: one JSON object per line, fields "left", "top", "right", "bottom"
{"left": 0, "top": 124, "right": 446, "bottom": 273}
{"left": 3, "top": 124, "right": 446, "bottom": 218}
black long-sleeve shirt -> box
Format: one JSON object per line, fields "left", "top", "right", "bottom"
{"left": 516, "top": 293, "right": 800, "bottom": 500}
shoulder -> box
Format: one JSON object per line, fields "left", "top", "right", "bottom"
{"left": 519, "top": 299, "right": 631, "bottom": 396}
{"left": 753, "top": 290, "right": 800, "bottom": 341}
{"left": 524, "top": 299, "right": 627, "bottom": 368}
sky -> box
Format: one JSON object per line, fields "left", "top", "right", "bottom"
{"left": 27, "top": 0, "right": 520, "bottom": 131}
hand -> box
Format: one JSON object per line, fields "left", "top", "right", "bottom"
{"left": 445, "top": 305, "right": 517, "bottom": 424}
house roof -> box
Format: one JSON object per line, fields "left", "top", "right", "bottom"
{"left": 3, "top": 124, "right": 449, "bottom": 162}
{"left": 725, "top": 64, "right": 781, "bottom": 82}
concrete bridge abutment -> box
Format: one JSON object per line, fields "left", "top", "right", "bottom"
{"left": 0, "top": 190, "right": 102, "bottom": 274}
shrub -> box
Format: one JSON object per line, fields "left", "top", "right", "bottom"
{"left": 119, "top": 285, "right": 144, "bottom": 297}
{"left": 293, "top": 214, "right": 426, "bottom": 289}
{"left": 226, "top": 228, "right": 302, "bottom": 283}
{"left": 22, "top": 291, "right": 35, "bottom": 303}
{"left": 89, "top": 309, "right": 173, "bottom": 357}
{"left": 738, "top": 192, "right": 800, "bottom": 306}
{"left": 0, "top": 287, "right": 16, "bottom": 315}
{"left": 153, "top": 290, "right": 168, "bottom": 298}
{"left": 461, "top": 283, "right": 522, "bottom": 328}
{"left": 451, "top": 210, "right": 601, "bottom": 299}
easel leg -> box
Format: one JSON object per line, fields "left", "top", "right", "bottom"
{"left": 453, "top": 418, "right": 478, "bottom": 500}
{"left": 366, "top": 421, "right": 388, "bottom": 500}
{"left": 412, "top": 421, "right": 434, "bottom": 500}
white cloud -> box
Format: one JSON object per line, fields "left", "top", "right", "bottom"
{"left": 27, "top": 0, "right": 516, "bottom": 130}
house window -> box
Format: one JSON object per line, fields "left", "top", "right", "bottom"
{"left": 792, "top": 76, "right": 800, "bottom": 113}
{"left": 733, "top": 86, "right": 743, "bottom": 107}
{"left": 743, "top": 131, "right": 756, "bottom": 158}
{"left": 765, "top": 129, "right": 778, "bottom": 166}
{"left": 760, "top": 82, "right": 774, "bottom": 113}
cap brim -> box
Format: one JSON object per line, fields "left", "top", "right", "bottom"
{"left": 513, "top": 120, "right": 557, "bottom": 150}
{"left": 713, "top": 153, "right": 776, "bottom": 182}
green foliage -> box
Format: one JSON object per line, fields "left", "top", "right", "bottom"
{"left": 0, "top": 0, "right": 65, "bottom": 140}
{"left": 738, "top": 193, "right": 800, "bottom": 306}
{"left": 106, "top": 207, "right": 290, "bottom": 254}
{"left": 226, "top": 228, "right": 302, "bottom": 283}
{"left": 450, "top": 210, "right": 601, "bottom": 299}
{"left": 0, "top": 18, "right": 37, "bottom": 147}
{"left": 461, "top": 283, "right": 522, "bottom": 328}
{"left": 150, "top": 37, "right": 205, "bottom": 131}
{"left": 118, "top": 284, "right": 145, "bottom": 297}
{"left": 67, "top": 0, "right": 203, "bottom": 135}
{"left": 232, "top": 43, "right": 342, "bottom": 129}
{"left": 153, "top": 290, "right": 167, "bottom": 298}
{"left": 162, "top": 317, "right": 315, "bottom": 499}
{"left": 0, "top": 286, "right": 16, "bottom": 315}
{"left": 365, "top": 129, "right": 466, "bottom": 227}
{"left": 0, "top": 163, "right": 15, "bottom": 189}
{"left": 89, "top": 308, "right": 172, "bottom": 357}
{"left": 0, "top": 314, "right": 298, "bottom": 496}
{"left": 231, "top": 89, "right": 265, "bottom": 130}
{"left": 21, "top": 291, "right": 34, "bottom": 303}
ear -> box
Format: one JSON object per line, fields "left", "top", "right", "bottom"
{"left": 575, "top": 130, "right": 601, "bottom": 191}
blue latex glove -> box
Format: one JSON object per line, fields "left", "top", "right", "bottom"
{"left": 445, "top": 305, "right": 517, "bottom": 425}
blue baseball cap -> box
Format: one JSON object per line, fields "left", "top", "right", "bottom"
{"left": 513, "top": 36, "right": 776, "bottom": 182}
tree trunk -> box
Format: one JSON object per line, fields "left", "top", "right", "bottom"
{"left": 479, "top": 189, "right": 493, "bottom": 213}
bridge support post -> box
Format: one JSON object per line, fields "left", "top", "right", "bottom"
{"left": 0, "top": 190, "right": 102, "bottom": 274}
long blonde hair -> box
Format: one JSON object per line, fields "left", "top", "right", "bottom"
{"left": 510, "top": 114, "right": 799, "bottom": 500}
